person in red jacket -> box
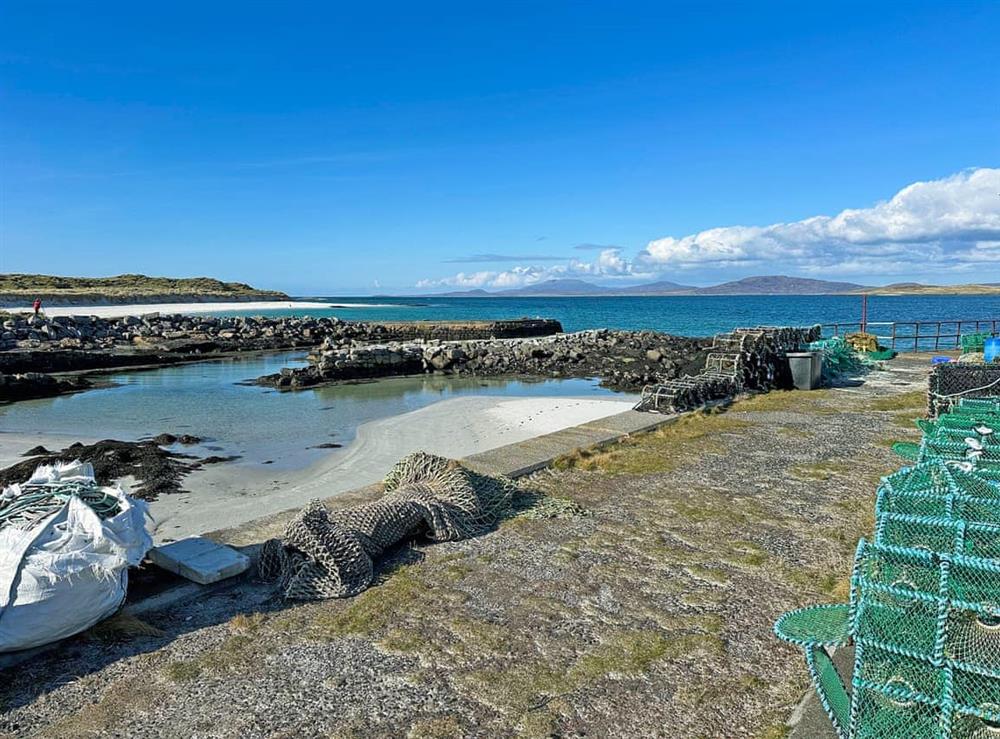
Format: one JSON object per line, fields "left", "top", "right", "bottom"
{"left": 32, "top": 298, "right": 42, "bottom": 315}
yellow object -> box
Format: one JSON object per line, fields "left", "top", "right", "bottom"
{"left": 844, "top": 332, "right": 878, "bottom": 352}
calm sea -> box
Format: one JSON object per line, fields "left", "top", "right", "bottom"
{"left": 215, "top": 294, "right": 1000, "bottom": 336}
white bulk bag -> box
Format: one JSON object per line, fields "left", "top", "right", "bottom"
{"left": 0, "top": 461, "right": 152, "bottom": 652}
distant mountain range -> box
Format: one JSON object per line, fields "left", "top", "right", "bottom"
{"left": 434, "top": 275, "right": 1000, "bottom": 297}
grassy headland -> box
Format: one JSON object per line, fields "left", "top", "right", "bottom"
{"left": 857, "top": 283, "right": 1000, "bottom": 295}
{"left": 0, "top": 273, "right": 288, "bottom": 307}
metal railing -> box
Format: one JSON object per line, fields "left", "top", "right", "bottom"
{"left": 821, "top": 319, "right": 1000, "bottom": 352}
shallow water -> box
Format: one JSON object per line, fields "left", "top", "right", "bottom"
{"left": 0, "top": 351, "right": 628, "bottom": 470}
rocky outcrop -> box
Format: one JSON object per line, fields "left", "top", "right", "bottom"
{"left": 259, "top": 330, "right": 712, "bottom": 392}
{"left": 0, "top": 314, "right": 561, "bottom": 355}
{"left": 0, "top": 372, "right": 91, "bottom": 402}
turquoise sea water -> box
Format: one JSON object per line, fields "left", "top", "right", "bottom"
{"left": 216, "top": 294, "right": 1000, "bottom": 336}
{"left": 0, "top": 352, "right": 626, "bottom": 469}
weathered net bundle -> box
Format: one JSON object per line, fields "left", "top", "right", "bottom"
{"left": 635, "top": 324, "right": 821, "bottom": 413}
{"left": 774, "top": 395, "right": 1000, "bottom": 738}
{"left": 259, "top": 452, "right": 516, "bottom": 599}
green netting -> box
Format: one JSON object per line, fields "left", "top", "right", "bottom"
{"left": 811, "top": 645, "right": 853, "bottom": 738}
{"left": 776, "top": 604, "right": 853, "bottom": 646}
{"left": 775, "top": 396, "right": 1000, "bottom": 738}
{"left": 893, "top": 441, "right": 922, "bottom": 462}
{"left": 808, "top": 336, "right": 875, "bottom": 382}
{"left": 961, "top": 333, "right": 991, "bottom": 353}
{"left": 866, "top": 349, "right": 898, "bottom": 361}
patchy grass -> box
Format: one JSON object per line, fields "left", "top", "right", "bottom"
{"left": 407, "top": 716, "right": 465, "bottom": 738}
{"left": 871, "top": 391, "right": 926, "bottom": 412}
{"left": 684, "top": 565, "right": 731, "bottom": 586}
{"left": 228, "top": 612, "right": 266, "bottom": 634}
{"left": 308, "top": 564, "right": 426, "bottom": 639}
{"left": 733, "top": 389, "right": 836, "bottom": 413}
{"left": 553, "top": 410, "right": 750, "bottom": 474}
{"left": 569, "top": 630, "right": 672, "bottom": 681}
{"left": 757, "top": 723, "right": 791, "bottom": 739}
{"left": 464, "top": 629, "right": 676, "bottom": 720}
{"left": 44, "top": 681, "right": 164, "bottom": 736}
{"left": 789, "top": 459, "right": 853, "bottom": 481}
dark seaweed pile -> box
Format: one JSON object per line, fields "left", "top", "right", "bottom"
{"left": 1, "top": 437, "right": 234, "bottom": 501}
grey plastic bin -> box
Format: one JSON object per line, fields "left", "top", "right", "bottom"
{"left": 787, "top": 351, "right": 822, "bottom": 390}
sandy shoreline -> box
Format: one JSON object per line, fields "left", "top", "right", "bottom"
{"left": 7, "top": 300, "right": 331, "bottom": 319}
{"left": 0, "top": 394, "right": 634, "bottom": 544}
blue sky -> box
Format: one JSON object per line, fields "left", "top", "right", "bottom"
{"left": 2, "top": 2, "right": 998, "bottom": 294}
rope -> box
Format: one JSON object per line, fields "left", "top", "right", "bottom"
{"left": 0, "top": 480, "right": 122, "bottom": 530}
{"left": 930, "top": 375, "right": 1000, "bottom": 400}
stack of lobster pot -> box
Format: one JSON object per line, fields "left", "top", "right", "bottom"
{"left": 634, "top": 324, "right": 821, "bottom": 413}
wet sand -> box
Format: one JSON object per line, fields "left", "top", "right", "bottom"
{"left": 1, "top": 395, "right": 635, "bottom": 544}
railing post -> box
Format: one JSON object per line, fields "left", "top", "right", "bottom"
{"left": 891, "top": 322, "right": 897, "bottom": 350}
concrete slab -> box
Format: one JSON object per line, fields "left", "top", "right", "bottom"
{"left": 148, "top": 536, "right": 250, "bottom": 585}
{"left": 577, "top": 409, "right": 678, "bottom": 434}
{"left": 463, "top": 409, "right": 679, "bottom": 478}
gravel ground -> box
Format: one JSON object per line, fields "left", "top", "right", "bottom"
{"left": 0, "top": 356, "right": 932, "bottom": 739}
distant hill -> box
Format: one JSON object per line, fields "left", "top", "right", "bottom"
{"left": 430, "top": 274, "right": 1000, "bottom": 297}
{"left": 500, "top": 279, "right": 620, "bottom": 296}
{"left": 0, "top": 273, "right": 289, "bottom": 307}
{"left": 694, "top": 275, "right": 865, "bottom": 295}
{"left": 441, "top": 278, "right": 695, "bottom": 297}
{"left": 864, "top": 283, "right": 1000, "bottom": 296}
{"left": 438, "top": 275, "right": 864, "bottom": 297}
{"left": 617, "top": 280, "right": 695, "bottom": 295}
{"left": 442, "top": 279, "right": 609, "bottom": 297}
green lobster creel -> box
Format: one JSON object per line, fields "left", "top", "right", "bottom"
{"left": 775, "top": 394, "right": 1000, "bottom": 738}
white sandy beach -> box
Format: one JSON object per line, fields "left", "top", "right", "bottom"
{"left": 0, "top": 395, "right": 634, "bottom": 544}
{"left": 8, "top": 300, "right": 331, "bottom": 319}
{"left": 150, "top": 394, "right": 633, "bottom": 542}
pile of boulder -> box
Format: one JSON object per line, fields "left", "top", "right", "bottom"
{"left": 0, "top": 313, "right": 347, "bottom": 353}
{"left": 0, "top": 314, "right": 561, "bottom": 354}
{"left": 259, "top": 329, "right": 712, "bottom": 392}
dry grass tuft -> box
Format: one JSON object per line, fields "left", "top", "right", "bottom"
{"left": 87, "top": 612, "right": 165, "bottom": 641}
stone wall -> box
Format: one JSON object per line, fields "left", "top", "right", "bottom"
{"left": 261, "top": 329, "right": 712, "bottom": 392}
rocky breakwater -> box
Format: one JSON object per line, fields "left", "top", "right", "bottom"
{"left": 260, "top": 330, "right": 711, "bottom": 392}
{"left": 0, "top": 314, "right": 562, "bottom": 359}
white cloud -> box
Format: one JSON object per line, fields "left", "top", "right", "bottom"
{"left": 417, "top": 168, "right": 1000, "bottom": 289}
{"left": 638, "top": 168, "right": 1000, "bottom": 271}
